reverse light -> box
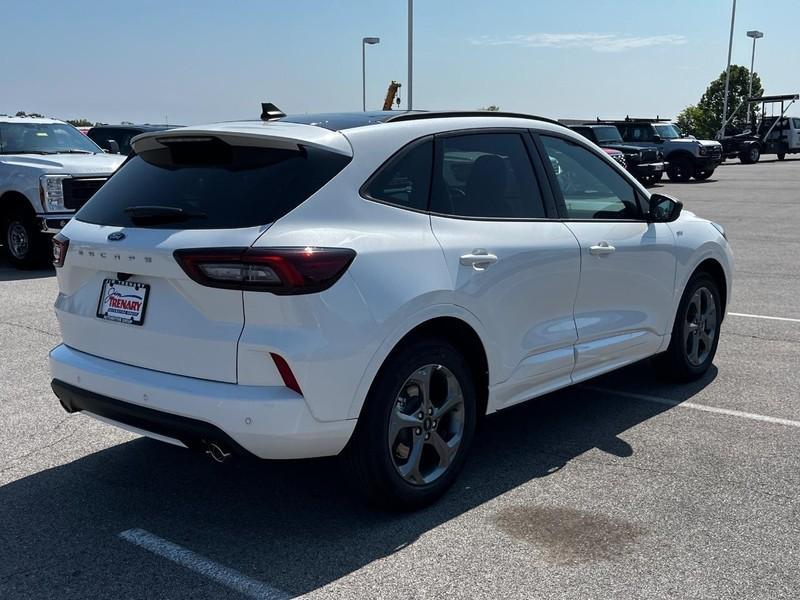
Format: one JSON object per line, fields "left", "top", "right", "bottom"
{"left": 39, "top": 175, "right": 69, "bottom": 212}
{"left": 174, "top": 247, "right": 356, "bottom": 295}
{"left": 52, "top": 233, "right": 69, "bottom": 267}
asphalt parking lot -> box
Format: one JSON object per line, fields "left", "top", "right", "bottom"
{"left": 1, "top": 158, "right": 799, "bottom": 599}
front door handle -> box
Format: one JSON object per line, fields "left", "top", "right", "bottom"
{"left": 460, "top": 249, "right": 498, "bottom": 270}
{"left": 588, "top": 241, "right": 616, "bottom": 256}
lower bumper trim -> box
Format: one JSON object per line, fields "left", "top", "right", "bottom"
{"left": 52, "top": 379, "right": 253, "bottom": 457}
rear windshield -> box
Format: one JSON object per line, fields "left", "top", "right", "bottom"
{"left": 75, "top": 139, "right": 350, "bottom": 229}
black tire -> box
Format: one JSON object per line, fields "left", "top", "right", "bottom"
{"left": 653, "top": 170, "right": 664, "bottom": 182}
{"left": 746, "top": 145, "right": 761, "bottom": 164}
{"left": 666, "top": 156, "right": 694, "bottom": 182}
{"left": 693, "top": 170, "right": 713, "bottom": 181}
{"left": 343, "top": 337, "right": 477, "bottom": 510}
{"left": 2, "top": 209, "right": 50, "bottom": 269}
{"left": 639, "top": 174, "right": 655, "bottom": 187}
{"left": 653, "top": 272, "right": 722, "bottom": 381}
{"left": 777, "top": 152, "right": 786, "bottom": 161}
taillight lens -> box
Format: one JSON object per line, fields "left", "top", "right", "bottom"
{"left": 53, "top": 233, "right": 69, "bottom": 267}
{"left": 174, "top": 247, "right": 356, "bottom": 295}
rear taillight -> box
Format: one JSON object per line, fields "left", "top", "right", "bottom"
{"left": 53, "top": 233, "right": 69, "bottom": 268}
{"left": 174, "top": 247, "right": 356, "bottom": 295}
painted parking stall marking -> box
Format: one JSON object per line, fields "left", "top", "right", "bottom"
{"left": 728, "top": 312, "right": 800, "bottom": 323}
{"left": 585, "top": 386, "right": 800, "bottom": 429}
{"left": 119, "top": 528, "right": 291, "bottom": 600}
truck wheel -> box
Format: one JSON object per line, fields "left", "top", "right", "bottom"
{"left": 3, "top": 209, "right": 50, "bottom": 269}
{"left": 693, "top": 170, "right": 713, "bottom": 181}
{"left": 740, "top": 146, "right": 760, "bottom": 164}
{"left": 777, "top": 152, "right": 786, "bottom": 161}
{"left": 666, "top": 157, "right": 694, "bottom": 182}
{"left": 653, "top": 171, "right": 664, "bottom": 182}
{"left": 344, "top": 337, "right": 477, "bottom": 510}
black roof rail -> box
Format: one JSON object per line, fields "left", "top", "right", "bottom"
{"left": 385, "top": 111, "right": 567, "bottom": 129}
{"left": 595, "top": 116, "right": 672, "bottom": 124}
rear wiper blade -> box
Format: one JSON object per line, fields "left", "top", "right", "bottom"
{"left": 124, "top": 205, "right": 207, "bottom": 224}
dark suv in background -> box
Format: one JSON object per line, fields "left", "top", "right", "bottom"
{"left": 87, "top": 124, "right": 179, "bottom": 155}
{"left": 569, "top": 124, "right": 665, "bottom": 185}
{"left": 602, "top": 119, "right": 723, "bottom": 182}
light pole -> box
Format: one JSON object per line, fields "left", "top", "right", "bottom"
{"left": 362, "top": 37, "right": 380, "bottom": 112}
{"left": 720, "top": 0, "right": 737, "bottom": 138}
{"left": 746, "top": 30, "right": 764, "bottom": 125}
{"left": 407, "top": 0, "right": 413, "bottom": 110}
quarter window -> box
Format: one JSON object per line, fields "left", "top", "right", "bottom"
{"left": 364, "top": 138, "right": 433, "bottom": 211}
{"left": 430, "top": 133, "right": 545, "bottom": 219}
{"left": 541, "top": 135, "right": 640, "bottom": 220}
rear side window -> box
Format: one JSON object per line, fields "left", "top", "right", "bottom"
{"left": 76, "top": 139, "right": 350, "bottom": 229}
{"left": 363, "top": 138, "right": 432, "bottom": 211}
{"left": 430, "top": 133, "right": 546, "bottom": 219}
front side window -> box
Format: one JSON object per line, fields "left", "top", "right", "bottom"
{"left": 363, "top": 138, "right": 432, "bottom": 211}
{"left": 0, "top": 122, "right": 102, "bottom": 154}
{"left": 541, "top": 135, "right": 640, "bottom": 220}
{"left": 654, "top": 124, "right": 681, "bottom": 139}
{"left": 430, "top": 133, "right": 545, "bottom": 219}
{"left": 793, "top": 118, "right": 800, "bottom": 130}
{"left": 630, "top": 126, "right": 655, "bottom": 142}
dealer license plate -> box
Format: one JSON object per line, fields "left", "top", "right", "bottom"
{"left": 96, "top": 279, "right": 150, "bottom": 326}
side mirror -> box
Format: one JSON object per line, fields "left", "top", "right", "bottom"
{"left": 652, "top": 134, "right": 663, "bottom": 143}
{"left": 106, "top": 139, "right": 121, "bottom": 154}
{"left": 648, "top": 193, "right": 683, "bottom": 223}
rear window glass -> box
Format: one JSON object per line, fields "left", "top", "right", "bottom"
{"left": 75, "top": 139, "right": 350, "bottom": 229}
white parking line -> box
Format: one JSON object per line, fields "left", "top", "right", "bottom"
{"left": 729, "top": 312, "right": 800, "bottom": 323}
{"left": 584, "top": 386, "right": 800, "bottom": 429}
{"left": 119, "top": 528, "right": 291, "bottom": 600}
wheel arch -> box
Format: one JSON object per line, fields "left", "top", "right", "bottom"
{"left": 0, "top": 190, "right": 36, "bottom": 223}
{"left": 692, "top": 258, "right": 728, "bottom": 318}
{"left": 350, "top": 311, "right": 491, "bottom": 421}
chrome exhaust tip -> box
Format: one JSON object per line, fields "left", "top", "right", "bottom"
{"left": 206, "top": 442, "right": 231, "bottom": 463}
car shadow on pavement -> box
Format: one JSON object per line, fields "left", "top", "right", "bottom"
{"left": 0, "top": 362, "right": 716, "bottom": 598}
{"left": 0, "top": 256, "right": 54, "bottom": 282}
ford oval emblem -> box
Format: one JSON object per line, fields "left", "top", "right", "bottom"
{"left": 108, "top": 231, "right": 126, "bottom": 241}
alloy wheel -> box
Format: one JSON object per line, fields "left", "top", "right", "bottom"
{"left": 388, "top": 364, "right": 465, "bottom": 485}
{"left": 683, "top": 286, "right": 717, "bottom": 366}
{"left": 7, "top": 221, "right": 30, "bottom": 259}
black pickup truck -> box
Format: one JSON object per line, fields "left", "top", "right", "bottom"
{"left": 569, "top": 124, "right": 666, "bottom": 185}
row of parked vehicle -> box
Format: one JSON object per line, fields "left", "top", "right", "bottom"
{"left": 565, "top": 118, "right": 724, "bottom": 186}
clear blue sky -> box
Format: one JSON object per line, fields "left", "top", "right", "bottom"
{"left": 4, "top": 0, "right": 798, "bottom": 125}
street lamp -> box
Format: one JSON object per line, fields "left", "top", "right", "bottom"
{"left": 362, "top": 37, "right": 380, "bottom": 112}
{"left": 720, "top": 0, "right": 737, "bottom": 138}
{"left": 407, "top": 0, "right": 413, "bottom": 110}
{"left": 746, "top": 30, "right": 764, "bottom": 125}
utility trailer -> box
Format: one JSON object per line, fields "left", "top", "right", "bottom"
{"left": 718, "top": 94, "right": 800, "bottom": 163}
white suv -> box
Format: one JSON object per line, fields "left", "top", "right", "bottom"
{"left": 49, "top": 111, "right": 733, "bottom": 508}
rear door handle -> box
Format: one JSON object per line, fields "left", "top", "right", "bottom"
{"left": 588, "top": 242, "right": 616, "bottom": 256}
{"left": 460, "top": 249, "right": 498, "bottom": 270}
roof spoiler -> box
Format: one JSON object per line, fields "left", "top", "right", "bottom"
{"left": 261, "top": 103, "right": 286, "bottom": 121}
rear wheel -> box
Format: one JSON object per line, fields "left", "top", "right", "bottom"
{"left": 653, "top": 170, "right": 664, "bottom": 182}
{"left": 653, "top": 273, "right": 722, "bottom": 381}
{"left": 739, "top": 145, "right": 760, "bottom": 164}
{"left": 693, "top": 170, "right": 713, "bottom": 181}
{"left": 666, "top": 156, "right": 694, "bottom": 182}
{"left": 3, "top": 209, "right": 50, "bottom": 269}
{"left": 344, "top": 338, "right": 477, "bottom": 510}
{"left": 777, "top": 152, "right": 786, "bottom": 161}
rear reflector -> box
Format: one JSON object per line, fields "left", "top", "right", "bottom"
{"left": 270, "top": 353, "right": 302, "bottom": 395}
{"left": 173, "top": 247, "right": 356, "bottom": 295}
{"left": 53, "top": 233, "right": 69, "bottom": 268}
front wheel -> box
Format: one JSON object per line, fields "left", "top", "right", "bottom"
{"left": 344, "top": 338, "right": 477, "bottom": 510}
{"left": 693, "top": 169, "right": 713, "bottom": 181}
{"left": 3, "top": 210, "right": 50, "bottom": 269}
{"left": 777, "top": 152, "right": 786, "bottom": 161}
{"left": 653, "top": 273, "right": 722, "bottom": 381}
{"left": 666, "top": 157, "right": 694, "bottom": 182}
{"left": 740, "top": 145, "right": 760, "bottom": 164}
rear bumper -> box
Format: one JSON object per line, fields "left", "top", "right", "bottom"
{"left": 49, "top": 344, "right": 356, "bottom": 459}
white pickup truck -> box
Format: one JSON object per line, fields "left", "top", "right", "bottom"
{"left": 0, "top": 116, "right": 125, "bottom": 268}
